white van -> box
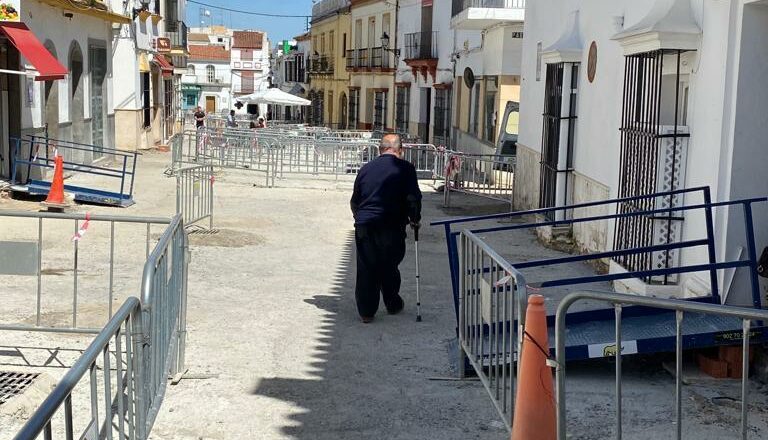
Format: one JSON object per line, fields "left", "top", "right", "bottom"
{"left": 494, "top": 101, "right": 519, "bottom": 171}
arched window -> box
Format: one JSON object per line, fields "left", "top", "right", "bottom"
{"left": 206, "top": 65, "right": 215, "bottom": 83}
{"left": 187, "top": 65, "right": 195, "bottom": 76}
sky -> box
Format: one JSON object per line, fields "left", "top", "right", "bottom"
{"left": 186, "top": 0, "right": 315, "bottom": 44}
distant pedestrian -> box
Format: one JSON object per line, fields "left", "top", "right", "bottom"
{"left": 226, "top": 110, "right": 238, "bottom": 128}
{"left": 350, "top": 134, "right": 422, "bottom": 323}
{"left": 249, "top": 117, "right": 258, "bottom": 129}
{"left": 256, "top": 117, "right": 266, "bottom": 129}
{"left": 194, "top": 106, "right": 206, "bottom": 130}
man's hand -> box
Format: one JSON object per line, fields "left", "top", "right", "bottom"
{"left": 410, "top": 221, "right": 420, "bottom": 230}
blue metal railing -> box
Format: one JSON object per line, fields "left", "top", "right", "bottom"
{"left": 431, "top": 187, "right": 767, "bottom": 323}
{"left": 10, "top": 136, "right": 139, "bottom": 206}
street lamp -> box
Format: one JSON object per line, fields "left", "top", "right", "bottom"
{"left": 381, "top": 32, "right": 400, "bottom": 59}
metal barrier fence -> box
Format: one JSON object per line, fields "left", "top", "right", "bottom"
{"left": 0, "top": 210, "right": 171, "bottom": 334}
{"left": 444, "top": 152, "right": 515, "bottom": 208}
{"left": 176, "top": 164, "right": 214, "bottom": 230}
{"left": 13, "top": 298, "right": 144, "bottom": 440}
{"left": 402, "top": 144, "right": 440, "bottom": 180}
{"left": 10, "top": 214, "right": 189, "bottom": 439}
{"left": 140, "top": 214, "right": 189, "bottom": 430}
{"left": 444, "top": 189, "right": 768, "bottom": 436}
{"left": 458, "top": 230, "right": 527, "bottom": 430}
{"left": 555, "top": 291, "right": 768, "bottom": 440}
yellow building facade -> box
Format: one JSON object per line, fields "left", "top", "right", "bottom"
{"left": 308, "top": 0, "right": 351, "bottom": 128}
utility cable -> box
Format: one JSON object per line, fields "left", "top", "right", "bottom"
{"left": 187, "top": 0, "right": 311, "bottom": 18}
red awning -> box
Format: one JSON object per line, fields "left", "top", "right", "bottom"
{"left": 0, "top": 23, "right": 68, "bottom": 81}
{"left": 153, "top": 55, "right": 174, "bottom": 78}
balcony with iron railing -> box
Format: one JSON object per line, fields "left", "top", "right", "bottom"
{"left": 346, "top": 48, "right": 369, "bottom": 69}
{"left": 166, "top": 20, "right": 188, "bottom": 51}
{"left": 308, "top": 55, "right": 334, "bottom": 75}
{"left": 182, "top": 74, "right": 231, "bottom": 86}
{"left": 346, "top": 48, "right": 393, "bottom": 70}
{"left": 404, "top": 32, "right": 438, "bottom": 60}
{"left": 404, "top": 32, "right": 438, "bottom": 82}
{"left": 451, "top": 0, "right": 525, "bottom": 29}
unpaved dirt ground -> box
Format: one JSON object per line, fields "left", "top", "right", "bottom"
{"left": 1, "top": 151, "right": 767, "bottom": 439}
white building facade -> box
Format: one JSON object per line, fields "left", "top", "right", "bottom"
{"left": 450, "top": 0, "right": 525, "bottom": 154}
{"left": 517, "top": 0, "right": 768, "bottom": 306}
{"left": 183, "top": 40, "right": 232, "bottom": 115}
{"left": 110, "top": 0, "right": 188, "bottom": 150}
{"left": 394, "top": 0, "right": 453, "bottom": 145}
{"left": 0, "top": 0, "right": 130, "bottom": 180}
{"left": 231, "top": 30, "right": 270, "bottom": 116}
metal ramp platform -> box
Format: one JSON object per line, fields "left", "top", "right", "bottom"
{"left": 10, "top": 136, "right": 138, "bottom": 208}
{"left": 432, "top": 187, "right": 768, "bottom": 362}
{"left": 551, "top": 306, "right": 768, "bottom": 361}
{"left": 24, "top": 180, "right": 135, "bottom": 207}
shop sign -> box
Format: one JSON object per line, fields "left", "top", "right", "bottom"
{"left": 0, "top": 1, "right": 20, "bottom": 22}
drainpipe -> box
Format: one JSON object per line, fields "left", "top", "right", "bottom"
{"left": 393, "top": 0, "right": 399, "bottom": 130}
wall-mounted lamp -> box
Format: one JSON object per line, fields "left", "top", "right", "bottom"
{"left": 63, "top": 11, "right": 74, "bottom": 19}
{"left": 381, "top": 32, "right": 400, "bottom": 59}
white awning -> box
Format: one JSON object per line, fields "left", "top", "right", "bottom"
{"left": 541, "top": 11, "right": 583, "bottom": 64}
{"left": 236, "top": 88, "right": 311, "bottom": 106}
{"left": 612, "top": 0, "right": 701, "bottom": 55}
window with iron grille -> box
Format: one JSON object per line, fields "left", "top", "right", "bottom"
{"left": 539, "top": 63, "right": 579, "bottom": 220}
{"left": 206, "top": 65, "right": 215, "bottom": 83}
{"left": 142, "top": 72, "right": 151, "bottom": 128}
{"left": 313, "top": 91, "right": 325, "bottom": 126}
{"left": 164, "top": 79, "right": 174, "bottom": 138}
{"left": 395, "top": 86, "right": 409, "bottom": 134}
{"left": 348, "top": 89, "right": 360, "bottom": 129}
{"left": 373, "top": 91, "right": 387, "bottom": 131}
{"left": 614, "top": 50, "right": 692, "bottom": 284}
{"left": 484, "top": 77, "right": 498, "bottom": 142}
{"left": 433, "top": 88, "right": 451, "bottom": 146}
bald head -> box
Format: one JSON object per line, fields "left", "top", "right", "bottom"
{"left": 379, "top": 134, "right": 402, "bottom": 157}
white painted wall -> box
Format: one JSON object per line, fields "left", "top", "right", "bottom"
{"left": 518, "top": 0, "right": 768, "bottom": 304}
{"left": 21, "top": 2, "right": 113, "bottom": 130}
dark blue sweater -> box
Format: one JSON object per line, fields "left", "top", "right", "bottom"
{"left": 351, "top": 154, "right": 422, "bottom": 227}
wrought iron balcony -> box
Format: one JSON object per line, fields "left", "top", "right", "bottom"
{"left": 452, "top": 0, "right": 526, "bottom": 16}
{"left": 308, "top": 55, "right": 334, "bottom": 74}
{"left": 347, "top": 48, "right": 372, "bottom": 69}
{"left": 166, "top": 20, "right": 188, "bottom": 50}
{"left": 403, "top": 32, "right": 438, "bottom": 60}
{"left": 370, "top": 47, "right": 392, "bottom": 68}
{"left": 451, "top": 0, "right": 525, "bottom": 29}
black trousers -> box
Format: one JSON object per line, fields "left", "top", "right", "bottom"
{"left": 355, "top": 224, "right": 407, "bottom": 318}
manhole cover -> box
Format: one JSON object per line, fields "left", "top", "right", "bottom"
{"left": 0, "top": 371, "right": 40, "bottom": 405}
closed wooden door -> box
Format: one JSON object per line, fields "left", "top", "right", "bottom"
{"left": 205, "top": 96, "right": 216, "bottom": 113}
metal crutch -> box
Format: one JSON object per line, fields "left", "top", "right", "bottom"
{"left": 414, "top": 224, "right": 422, "bottom": 322}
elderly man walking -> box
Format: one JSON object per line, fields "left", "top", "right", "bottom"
{"left": 350, "top": 134, "right": 422, "bottom": 323}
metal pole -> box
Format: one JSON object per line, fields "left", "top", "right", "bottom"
{"left": 414, "top": 225, "right": 421, "bottom": 322}
{"left": 37, "top": 217, "right": 43, "bottom": 326}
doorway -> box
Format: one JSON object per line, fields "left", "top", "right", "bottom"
{"left": 205, "top": 96, "right": 216, "bottom": 113}
{"left": 419, "top": 88, "right": 431, "bottom": 143}
{"left": 89, "top": 44, "right": 107, "bottom": 155}
{"left": 340, "top": 92, "right": 347, "bottom": 129}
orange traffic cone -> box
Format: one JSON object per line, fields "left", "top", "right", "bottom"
{"left": 42, "top": 154, "right": 68, "bottom": 209}
{"left": 511, "top": 295, "right": 556, "bottom": 440}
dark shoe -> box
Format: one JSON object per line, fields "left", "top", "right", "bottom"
{"left": 361, "top": 316, "right": 374, "bottom": 324}
{"left": 387, "top": 300, "right": 405, "bottom": 316}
